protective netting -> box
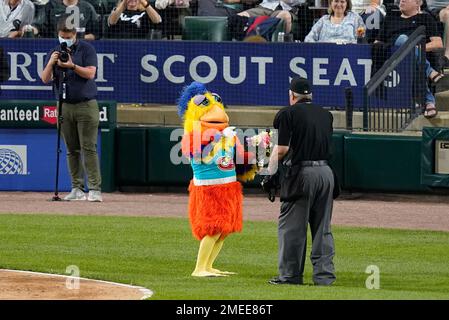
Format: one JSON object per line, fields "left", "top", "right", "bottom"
{"left": 0, "top": 0, "right": 438, "bottom": 133}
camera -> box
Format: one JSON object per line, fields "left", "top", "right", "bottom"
{"left": 58, "top": 43, "right": 70, "bottom": 63}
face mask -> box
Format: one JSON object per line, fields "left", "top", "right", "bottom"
{"left": 58, "top": 36, "right": 75, "bottom": 48}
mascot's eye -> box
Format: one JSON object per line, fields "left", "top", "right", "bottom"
{"left": 212, "top": 94, "right": 222, "bottom": 103}
{"left": 193, "top": 94, "right": 210, "bottom": 107}
{"left": 200, "top": 98, "right": 210, "bottom": 106}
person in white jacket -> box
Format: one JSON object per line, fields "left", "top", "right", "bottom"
{"left": 0, "top": 0, "right": 35, "bottom": 38}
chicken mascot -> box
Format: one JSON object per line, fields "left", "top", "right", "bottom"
{"left": 178, "top": 82, "right": 258, "bottom": 277}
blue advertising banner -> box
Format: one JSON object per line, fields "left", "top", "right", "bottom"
{"left": 0, "top": 128, "right": 101, "bottom": 192}
{"left": 0, "top": 39, "right": 411, "bottom": 108}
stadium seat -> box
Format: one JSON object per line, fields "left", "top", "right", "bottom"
{"left": 86, "top": 0, "right": 118, "bottom": 14}
{"left": 101, "top": 14, "right": 112, "bottom": 39}
{"left": 182, "top": 16, "right": 230, "bottom": 41}
{"left": 293, "top": 2, "right": 314, "bottom": 41}
{"left": 86, "top": 0, "right": 105, "bottom": 14}
{"left": 32, "top": 3, "right": 46, "bottom": 35}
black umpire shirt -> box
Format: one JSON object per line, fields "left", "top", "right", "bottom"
{"left": 273, "top": 102, "right": 333, "bottom": 166}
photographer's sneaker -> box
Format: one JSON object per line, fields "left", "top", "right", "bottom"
{"left": 64, "top": 188, "right": 86, "bottom": 201}
{"left": 88, "top": 190, "right": 103, "bottom": 202}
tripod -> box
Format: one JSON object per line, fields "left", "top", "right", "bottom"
{"left": 52, "top": 68, "right": 67, "bottom": 201}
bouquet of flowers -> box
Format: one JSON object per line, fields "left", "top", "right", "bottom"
{"left": 246, "top": 129, "right": 274, "bottom": 168}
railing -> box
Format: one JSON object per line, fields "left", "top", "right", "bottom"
{"left": 362, "top": 26, "right": 426, "bottom": 132}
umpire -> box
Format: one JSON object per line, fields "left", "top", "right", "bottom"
{"left": 267, "top": 76, "right": 336, "bottom": 286}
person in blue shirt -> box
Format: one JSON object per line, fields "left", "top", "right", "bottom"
{"left": 305, "top": 0, "right": 366, "bottom": 43}
{"left": 41, "top": 14, "right": 102, "bottom": 202}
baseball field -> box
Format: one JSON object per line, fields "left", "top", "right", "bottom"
{"left": 0, "top": 192, "right": 448, "bottom": 300}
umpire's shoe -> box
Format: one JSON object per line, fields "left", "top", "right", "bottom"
{"left": 268, "top": 277, "right": 303, "bottom": 285}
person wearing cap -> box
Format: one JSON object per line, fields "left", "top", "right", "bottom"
{"left": 266, "top": 76, "right": 336, "bottom": 286}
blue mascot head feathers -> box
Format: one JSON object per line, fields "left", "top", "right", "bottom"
{"left": 177, "top": 82, "right": 208, "bottom": 118}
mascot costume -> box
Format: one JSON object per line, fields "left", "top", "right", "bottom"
{"left": 178, "top": 82, "right": 258, "bottom": 277}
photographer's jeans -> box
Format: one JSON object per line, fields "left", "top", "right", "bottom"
{"left": 60, "top": 99, "right": 102, "bottom": 191}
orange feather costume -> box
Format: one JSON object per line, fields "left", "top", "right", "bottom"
{"left": 177, "top": 82, "right": 257, "bottom": 276}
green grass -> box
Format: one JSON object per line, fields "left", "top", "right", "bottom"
{"left": 0, "top": 214, "right": 448, "bottom": 299}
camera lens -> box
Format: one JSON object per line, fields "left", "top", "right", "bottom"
{"left": 59, "top": 51, "right": 69, "bottom": 63}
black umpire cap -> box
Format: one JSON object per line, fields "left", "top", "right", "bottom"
{"left": 290, "top": 77, "right": 311, "bottom": 95}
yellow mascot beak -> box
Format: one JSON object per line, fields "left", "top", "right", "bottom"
{"left": 199, "top": 104, "right": 229, "bottom": 131}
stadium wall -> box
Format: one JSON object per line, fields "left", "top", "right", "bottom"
{"left": 115, "top": 127, "right": 429, "bottom": 193}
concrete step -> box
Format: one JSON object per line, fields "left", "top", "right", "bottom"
{"left": 117, "top": 104, "right": 286, "bottom": 128}
{"left": 435, "top": 90, "right": 449, "bottom": 111}
{"left": 117, "top": 104, "right": 350, "bottom": 129}
{"left": 116, "top": 104, "right": 449, "bottom": 133}
{"left": 405, "top": 111, "right": 449, "bottom": 131}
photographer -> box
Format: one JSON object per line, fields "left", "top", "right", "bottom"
{"left": 41, "top": 15, "right": 102, "bottom": 202}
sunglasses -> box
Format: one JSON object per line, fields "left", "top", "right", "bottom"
{"left": 192, "top": 93, "right": 223, "bottom": 107}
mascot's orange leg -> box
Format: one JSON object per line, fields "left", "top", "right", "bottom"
{"left": 192, "top": 234, "right": 227, "bottom": 277}
{"left": 206, "top": 236, "right": 237, "bottom": 275}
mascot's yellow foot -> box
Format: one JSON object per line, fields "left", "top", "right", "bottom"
{"left": 191, "top": 270, "right": 228, "bottom": 277}
{"left": 207, "top": 268, "right": 237, "bottom": 275}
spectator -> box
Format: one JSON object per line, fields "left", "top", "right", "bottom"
{"left": 352, "top": 0, "right": 385, "bottom": 42}
{"left": 426, "top": 0, "right": 449, "bottom": 65}
{"left": 197, "top": 0, "right": 243, "bottom": 17}
{"left": 34, "top": 0, "right": 99, "bottom": 39}
{"left": 108, "top": 0, "right": 162, "bottom": 39}
{"left": 304, "top": 0, "right": 365, "bottom": 43}
{"left": 237, "top": 0, "right": 304, "bottom": 34}
{"left": 0, "top": 0, "right": 35, "bottom": 38}
{"left": 376, "top": 0, "right": 445, "bottom": 118}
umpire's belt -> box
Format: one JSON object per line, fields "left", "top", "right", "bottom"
{"left": 299, "top": 160, "right": 328, "bottom": 167}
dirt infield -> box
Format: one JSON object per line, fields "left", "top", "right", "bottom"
{"left": 0, "top": 191, "right": 448, "bottom": 232}
{"left": 0, "top": 269, "right": 152, "bottom": 300}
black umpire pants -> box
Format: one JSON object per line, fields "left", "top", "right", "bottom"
{"left": 278, "top": 165, "right": 336, "bottom": 285}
